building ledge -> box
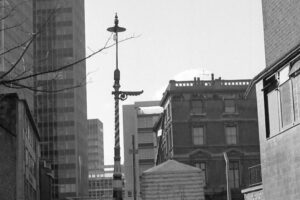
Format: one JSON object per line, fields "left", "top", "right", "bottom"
{"left": 241, "top": 184, "right": 263, "bottom": 194}
{"left": 190, "top": 112, "right": 207, "bottom": 117}
{"left": 222, "top": 112, "right": 240, "bottom": 116}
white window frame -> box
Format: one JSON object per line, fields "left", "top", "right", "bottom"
{"left": 192, "top": 126, "right": 205, "bottom": 145}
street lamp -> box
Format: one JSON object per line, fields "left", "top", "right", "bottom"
{"left": 107, "top": 14, "right": 143, "bottom": 200}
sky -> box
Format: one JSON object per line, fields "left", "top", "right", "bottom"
{"left": 84, "top": 0, "right": 266, "bottom": 165}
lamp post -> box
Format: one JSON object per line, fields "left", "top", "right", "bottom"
{"left": 107, "top": 14, "right": 143, "bottom": 200}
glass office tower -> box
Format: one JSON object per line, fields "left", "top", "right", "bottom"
{"left": 33, "top": 0, "right": 88, "bottom": 199}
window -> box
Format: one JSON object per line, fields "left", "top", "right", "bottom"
{"left": 225, "top": 126, "right": 237, "bottom": 144}
{"left": 229, "top": 162, "right": 240, "bottom": 188}
{"left": 195, "top": 162, "right": 207, "bottom": 186}
{"left": 192, "top": 127, "right": 204, "bottom": 145}
{"left": 138, "top": 116, "right": 154, "bottom": 128}
{"left": 60, "top": 184, "right": 76, "bottom": 193}
{"left": 127, "top": 191, "right": 132, "bottom": 197}
{"left": 264, "top": 59, "right": 300, "bottom": 138}
{"left": 191, "top": 100, "right": 204, "bottom": 114}
{"left": 224, "top": 99, "right": 236, "bottom": 113}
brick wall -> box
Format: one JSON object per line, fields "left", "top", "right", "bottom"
{"left": 262, "top": 0, "right": 300, "bottom": 68}
{"left": 0, "top": 127, "right": 16, "bottom": 200}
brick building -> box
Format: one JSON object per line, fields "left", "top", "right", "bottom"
{"left": 245, "top": 0, "right": 300, "bottom": 199}
{"left": 0, "top": 93, "right": 40, "bottom": 200}
{"left": 155, "top": 78, "right": 260, "bottom": 200}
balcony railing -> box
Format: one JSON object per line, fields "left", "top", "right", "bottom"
{"left": 248, "top": 164, "right": 262, "bottom": 187}
{"left": 172, "top": 79, "right": 251, "bottom": 88}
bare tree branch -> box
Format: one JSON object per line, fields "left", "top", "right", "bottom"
{"left": 0, "top": 35, "right": 35, "bottom": 79}
{"left": 0, "top": 1, "right": 137, "bottom": 93}
{"left": 0, "top": 2, "right": 19, "bottom": 21}
{"left": 0, "top": 21, "right": 24, "bottom": 32}
{"left": 6, "top": 74, "right": 91, "bottom": 93}
{"left": 0, "top": 5, "right": 58, "bottom": 80}
{"left": 2, "top": 35, "right": 136, "bottom": 85}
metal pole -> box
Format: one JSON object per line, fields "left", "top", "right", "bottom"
{"left": 107, "top": 14, "right": 143, "bottom": 200}
{"left": 132, "top": 135, "right": 137, "bottom": 200}
{"left": 110, "top": 14, "right": 123, "bottom": 200}
{"left": 223, "top": 152, "right": 231, "bottom": 200}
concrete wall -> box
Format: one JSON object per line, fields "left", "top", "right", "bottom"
{"left": 262, "top": 0, "right": 300, "bottom": 68}
{"left": 256, "top": 81, "right": 300, "bottom": 200}
{"left": 242, "top": 185, "right": 264, "bottom": 200}
{"left": 123, "top": 102, "right": 161, "bottom": 200}
{"left": 123, "top": 104, "right": 139, "bottom": 200}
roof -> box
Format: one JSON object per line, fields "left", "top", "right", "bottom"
{"left": 245, "top": 43, "right": 300, "bottom": 97}
{"left": 143, "top": 159, "right": 201, "bottom": 174}
{"left": 161, "top": 79, "right": 252, "bottom": 106}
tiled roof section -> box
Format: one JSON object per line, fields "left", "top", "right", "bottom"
{"left": 143, "top": 159, "right": 201, "bottom": 174}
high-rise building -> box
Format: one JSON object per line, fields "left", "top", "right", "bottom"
{"left": 123, "top": 101, "right": 162, "bottom": 200}
{"left": 155, "top": 78, "right": 260, "bottom": 200}
{"left": 88, "top": 119, "right": 104, "bottom": 176}
{"left": 33, "top": 0, "right": 88, "bottom": 199}
{"left": 245, "top": 0, "right": 300, "bottom": 199}
{"left": 0, "top": 0, "right": 34, "bottom": 109}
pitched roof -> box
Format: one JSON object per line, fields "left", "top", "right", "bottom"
{"left": 143, "top": 159, "right": 201, "bottom": 174}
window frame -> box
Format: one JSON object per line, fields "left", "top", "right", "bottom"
{"left": 192, "top": 126, "right": 205, "bottom": 145}
{"left": 263, "top": 58, "right": 300, "bottom": 138}
{"left": 225, "top": 124, "right": 238, "bottom": 145}
{"left": 191, "top": 99, "right": 205, "bottom": 115}
{"left": 224, "top": 99, "right": 237, "bottom": 114}
{"left": 195, "top": 162, "right": 207, "bottom": 186}
{"left": 229, "top": 161, "right": 240, "bottom": 189}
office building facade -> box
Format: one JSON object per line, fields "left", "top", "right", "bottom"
{"left": 156, "top": 78, "right": 260, "bottom": 200}
{"left": 33, "top": 0, "right": 88, "bottom": 199}
{"left": 123, "top": 101, "right": 162, "bottom": 200}
{"left": 88, "top": 119, "right": 104, "bottom": 176}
